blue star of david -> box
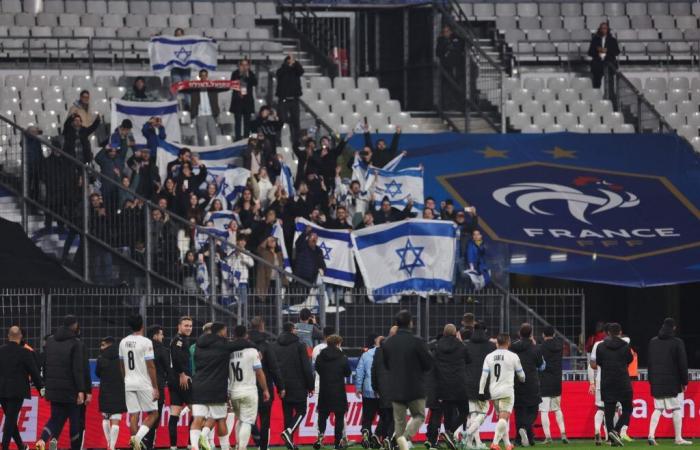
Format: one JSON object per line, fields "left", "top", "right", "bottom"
{"left": 384, "top": 179, "right": 403, "bottom": 198}
{"left": 174, "top": 47, "right": 192, "bottom": 61}
{"left": 318, "top": 241, "right": 332, "bottom": 260}
{"left": 395, "top": 238, "right": 425, "bottom": 276}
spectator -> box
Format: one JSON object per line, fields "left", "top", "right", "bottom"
{"left": 296, "top": 308, "right": 324, "bottom": 349}
{"left": 95, "top": 145, "right": 127, "bottom": 211}
{"left": 255, "top": 235, "right": 288, "bottom": 300}
{"left": 230, "top": 58, "right": 258, "bottom": 141}
{"left": 166, "top": 147, "right": 192, "bottom": 179}
{"left": 110, "top": 119, "right": 135, "bottom": 154}
{"left": 440, "top": 199, "right": 456, "bottom": 220}
{"left": 189, "top": 69, "right": 220, "bottom": 146}
{"left": 370, "top": 195, "right": 413, "bottom": 224}
{"left": 67, "top": 89, "right": 97, "bottom": 128}
{"left": 460, "top": 313, "right": 476, "bottom": 340}
{"left": 226, "top": 235, "right": 254, "bottom": 309}
{"left": 293, "top": 229, "right": 326, "bottom": 289}
{"left": 335, "top": 178, "right": 369, "bottom": 227}
{"left": 62, "top": 113, "right": 101, "bottom": 163}
{"left": 465, "top": 229, "right": 490, "bottom": 289}
{"left": 356, "top": 211, "right": 375, "bottom": 230}
{"left": 184, "top": 192, "right": 204, "bottom": 225}
{"left": 436, "top": 24, "right": 465, "bottom": 80}
{"left": 587, "top": 22, "right": 619, "bottom": 90}
{"left": 510, "top": 323, "right": 545, "bottom": 447}
{"left": 251, "top": 167, "right": 275, "bottom": 211}
{"left": 275, "top": 53, "right": 304, "bottom": 146}
{"left": 127, "top": 149, "right": 161, "bottom": 200}
{"left": 243, "top": 136, "right": 276, "bottom": 176}
{"left": 317, "top": 133, "right": 352, "bottom": 189}
{"left": 422, "top": 208, "right": 435, "bottom": 220}
{"left": 175, "top": 160, "right": 208, "bottom": 212}
{"left": 363, "top": 124, "right": 402, "bottom": 168}
{"left": 24, "top": 126, "right": 44, "bottom": 204}
{"left": 314, "top": 334, "right": 351, "bottom": 450}
{"left": 455, "top": 205, "right": 478, "bottom": 260}
{"left": 251, "top": 106, "right": 284, "bottom": 152}
{"left": 325, "top": 205, "right": 353, "bottom": 230}
{"left": 142, "top": 117, "right": 166, "bottom": 157}
{"left": 122, "top": 76, "right": 159, "bottom": 102}
{"left": 293, "top": 139, "right": 321, "bottom": 186}
{"left": 180, "top": 250, "right": 199, "bottom": 291}
{"left": 171, "top": 27, "right": 191, "bottom": 108}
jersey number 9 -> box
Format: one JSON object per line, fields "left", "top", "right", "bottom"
{"left": 494, "top": 363, "right": 501, "bottom": 381}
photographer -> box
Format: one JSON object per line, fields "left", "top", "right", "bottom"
{"left": 296, "top": 307, "right": 324, "bottom": 349}
{"left": 142, "top": 116, "right": 166, "bottom": 158}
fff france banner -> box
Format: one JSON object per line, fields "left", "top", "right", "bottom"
{"left": 294, "top": 217, "right": 355, "bottom": 288}
{"left": 351, "top": 219, "right": 457, "bottom": 301}
{"left": 149, "top": 35, "right": 217, "bottom": 73}
{"left": 110, "top": 99, "right": 181, "bottom": 147}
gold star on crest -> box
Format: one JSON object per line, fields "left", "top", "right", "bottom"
{"left": 477, "top": 147, "right": 509, "bottom": 158}
{"left": 544, "top": 147, "right": 577, "bottom": 159}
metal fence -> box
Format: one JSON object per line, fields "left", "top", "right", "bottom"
{"left": 0, "top": 287, "right": 585, "bottom": 361}
{"left": 609, "top": 65, "right": 674, "bottom": 134}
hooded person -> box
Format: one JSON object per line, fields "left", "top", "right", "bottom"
{"left": 313, "top": 335, "right": 351, "bottom": 450}
{"left": 538, "top": 326, "right": 568, "bottom": 444}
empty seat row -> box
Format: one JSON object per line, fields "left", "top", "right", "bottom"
{"left": 497, "top": 15, "right": 699, "bottom": 32}
{"left": 307, "top": 76, "right": 381, "bottom": 94}
{"left": 464, "top": 2, "right": 700, "bottom": 19}
{"left": 505, "top": 98, "right": 613, "bottom": 116}
{"left": 0, "top": 13, "right": 262, "bottom": 30}
{"left": 303, "top": 87, "right": 391, "bottom": 105}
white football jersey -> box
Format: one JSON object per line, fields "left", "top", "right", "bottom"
{"left": 119, "top": 334, "right": 154, "bottom": 391}
{"left": 589, "top": 340, "right": 603, "bottom": 386}
{"left": 228, "top": 347, "right": 262, "bottom": 398}
{"left": 480, "top": 348, "right": 524, "bottom": 400}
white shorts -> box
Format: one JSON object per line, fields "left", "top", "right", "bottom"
{"left": 126, "top": 390, "right": 157, "bottom": 414}
{"left": 229, "top": 394, "right": 258, "bottom": 425}
{"left": 469, "top": 400, "right": 489, "bottom": 414}
{"left": 102, "top": 413, "right": 122, "bottom": 421}
{"left": 654, "top": 396, "right": 681, "bottom": 411}
{"left": 492, "top": 397, "right": 514, "bottom": 414}
{"left": 539, "top": 396, "right": 561, "bottom": 412}
{"left": 192, "top": 403, "right": 228, "bottom": 420}
{"left": 595, "top": 389, "right": 604, "bottom": 408}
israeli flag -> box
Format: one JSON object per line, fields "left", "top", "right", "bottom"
{"left": 279, "top": 162, "right": 296, "bottom": 197}
{"left": 271, "top": 222, "right": 292, "bottom": 273}
{"left": 111, "top": 99, "right": 181, "bottom": 146}
{"left": 195, "top": 225, "right": 229, "bottom": 251}
{"left": 156, "top": 138, "right": 247, "bottom": 182}
{"left": 149, "top": 35, "right": 217, "bottom": 73}
{"left": 294, "top": 218, "right": 355, "bottom": 288}
{"left": 371, "top": 166, "right": 424, "bottom": 211}
{"left": 351, "top": 219, "right": 457, "bottom": 302}
{"left": 196, "top": 262, "right": 210, "bottom": 293}
{"left": 351, "top": 152, "right": 404, "bottom": 191}
{"left": 204, "top": 211, "right": 239, "bottom": 230}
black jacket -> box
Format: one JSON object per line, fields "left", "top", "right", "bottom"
{"left": 190, "top": 89, "right": 220, "bottom": 118}
{"left": 62, "top": 115, "right": 101, "bottom": 163}
{"left": 249, "top": 330, "right": 285, "bottom": 402}
{"left": 464, "top": 329, "right": 496, "bottom": 400}
{"left": 95, "top": 343, "right": 126, "bottom": 414}
{"left": 364, "top": 132, "right": 400, "bottom": 168}
{"left": 381, "top": 328, "right": 433, "bottom": 402}
{"left": 371, "top": 345, "right": 392, "bottom": 408}
{"left": 370, "top": 201, "right": 413, "bottom": 225}
{"left": 272, "top": 332, "right": 314, "bottom": 402}
{"left": 587, "top": 33, "right": 620, "bottom": 66}
{"left": 510, "top": 339, "right": 544, "bottom": 407}
{"left": 436, "top": 32, "right": 465, "bottom": 69}
{"left": 648, "top": 326, "right": 688, "bottom": 398}
{"left": 43, "top": 326, "right": 86, "bottom": 403}
{"left": 432, "top": 335, "right": 471, "bottom": 402}
{"left": 539, "top": 337, "right": 564, "bottom": 397}
{"left": 169, "top": 333, "right": 192, "bottom": 386}
{"left": 153, "top": 340, "right": 170, "bottom": 390}
{"left": 275, "top": 59, "right": 304, "bottom": 99}
{"left": 315, "top": 346, "right": 351, "bottom": 412}
{"left": 229, "top": 69, "right": 258, "bottom": 115}
{"left": 191, "top": 334, "right": 254, "bottom": 404}
{"left": 595, "top": 336, "right": 633, "bottom": 401}
{"left": 0, "top": 341, "right": 43, "bottom": 399}
{"left": 293, "top": 232, "right": 327, "bottom": 283}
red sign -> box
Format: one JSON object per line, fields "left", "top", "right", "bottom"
{"left": 1, "top": 382, "right": 698, "bottom": 447}
{"left": 169, "top": 80, "right": 240, "bottom": 95}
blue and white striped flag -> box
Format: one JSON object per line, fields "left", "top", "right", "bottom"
{"left": 111, "top": 99, "right": 181, "bottom": 147}
{"left": 279, "top": 162, "right": 296, "bottom": 197}
{"left": 272, "top": 221, "right": 292, "bottom": 273}
{"left": 204, "top": 211, "right": 239, "bottom": 231}
{"left": 196, "top": 262, "right": 210, "bottom": 293}
{"left": 149, "top": 35, "right": 217, "bottom": 73}
{"left": 351, "top": 219, "right": 457, "bottom": 302}
{"left": 371, "top": 166, "right": 424, "bottom": 211}
{"left": 195, "top": 225, "right": 229, "bottom": 251}
{"left": 351, "top": 152, "right": 404, "bottom": 191}
{"left": 294, "top": 218, "right": 355, "bottom": 288}
{"left": 156, "top": 138, "right": 247, "bottom": 182}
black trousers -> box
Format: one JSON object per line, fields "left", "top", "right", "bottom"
{"left": 278, "top": 98, "right": 300, "bottom": 146}
{"left": 361, "top": 397, "right": 380, "bottom": 433}
{"left": 282, "top": 399, "right": 307, "bottom": 434}
{"left": 253, "top": 396, "right": 273, "bottom": 450}
{"left": 426, "top": 407, "right": 443, "bottom": 444}
{"left": 234, "top": 112, "right": 252, "bottom": 141}
{"left": 142, "top": 390, "right": 164, "bottom": 450}
{"left": 362, "top": 398, "right": 393, "bottom": 437}
{"left": 604, "top": 392, "right": 633, "bottom": 434}
{"left": 514, "top": 404, "right": 538, "bottom": 444}
{"left": 1, "top": 397, "right": 25, "bottom": 450}
{"left": 318, "top": 408, "right": 345, "bottom": 445}
{"left": 41, "top": 401, "right": 83, "bottom": 450}
{"left": 442, "top": 400, "right": 469, "bottom": 434}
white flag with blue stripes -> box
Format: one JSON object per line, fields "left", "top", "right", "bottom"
{"left": 279, "top": 162, "right": 296, "bottom": 197}
{"left": 351, "top": 152, "right": 404, "bottom": 191}
{"left": 294, "top": 218, "right": 355, "bottom": 288}
{"left": 351, "top": 219, "right": 457, "bottom": 302}
{"left": 149, "top": 35, "right": 217, "bottom": 73}
{"left": 204, "top": 211, "right": 239, "bottom": 231}
{"left": 156, "top": 139, "right": 247, "bottom": 182}
{"left": 195, "top": 225, "right": 229, "bottom": 251}
{"left": 272, "top": 222, "right": 292, "bottom": 273}
{"left": 111, "top": 99, "right": 181, "bottom": 147}
{"left": 371, "top": 166, "right": 424, "bottom": 211}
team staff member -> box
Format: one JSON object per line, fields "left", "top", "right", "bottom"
{"left": 169, "top": 316, "right": 194, "bottom": 450}
{"left": 463, "top": 323, "right": 496, "bottom": 449}
{"left": 143, "top": 325, "right": 170, "bottom": 450}
{"left": 96, "top": 337, "right": 126, "bottom": 450}
{"left": 371, "top": 327, "right": 397, "bottom": 449}
{"left": 355, "top": 335, "right": 383, "bottom": 449}
{"left": 0, "top": 326, "right": 43, "bottom": 450}
{"left": 313, "top": 335, "right": 351, "bottom": 450}
{"left": 510, "top": 324, "right": 545, "bottom": 447}
{"left": 538, "top": 326, "right": 568, "bottom": 444}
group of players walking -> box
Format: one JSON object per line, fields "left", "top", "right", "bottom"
{"left": 0, "top": 310, "right": 692, "bottom": 450}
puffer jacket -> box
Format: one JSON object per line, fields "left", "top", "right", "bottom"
{"left": 191, "top": 334, "right": 254, "bottom": 404}
{"left": 464, "top": 328, "right": 496, "bottom": 400}
{"left": 272, "top": 332, "right": 314, "bottom": 402}
{"left": 648, "top": 326, "right": 688, "bottom": 398}
{"left": 95, "top": 343, "right": 126, "bottom": 414}
{"left": 595, "top": 336, "right": 633, "bottom": 401}
{"left": 432, "top": 334, "right": 471, "bottom": 402}
{"left": 315, "top": 346, "right": 351, "bottom": 412}
{"left": 539, "top": 337, "right": 564, "bottom": 397}
{"left": 43, "top": 327, "right": 86, "bottom": 403}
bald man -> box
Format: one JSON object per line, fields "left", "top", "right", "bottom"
{"left": 0, "top": 326, "right": 44, "bottom": 450}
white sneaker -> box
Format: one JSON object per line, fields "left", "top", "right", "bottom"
{"left": 675, "top": 439, "right": 693, "bottom": 445}
{"left": 396, "top": 436, "right": 409, "bottom": 450}
{"left": 518, "top": 429, "right": 530, "bottom": 447}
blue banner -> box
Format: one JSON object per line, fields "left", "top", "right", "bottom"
{"left": 348, "top": 132, "right": 700, "bottom": 287}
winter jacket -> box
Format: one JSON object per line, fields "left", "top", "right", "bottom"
{"left": 436, "top": 33, "right": 465, "bottom": 69}
{"left": 62, "top": 115, "right": 101, "bottom": 163}
{"left": 510, "top": 338, "right": 545, "bottom": 407}
{"left": 152, "top": 340, "right": 171, "bottom": 390}
{"left": 191, "top": 334, "right": 254, "bottom": 404}
{"left": 363, "top": 131, "right": 400, "bottom": 168}
{"left": 272, "top": 332, "right": 314, "bottom": 402}
{"left": 43, "top": 326, "right": 86, "bottom": 403}
{"left": 95, "top": 343, "right": 126, "bottom": 414}
{"left": 249, "top": 329, "right": 285, "bottom": 402}
{"left": 355, "top": 347, "right": 378, "bottom": 398}
{"left": 315, "top": 346, "right": 351, "bottom": 412}
{"left": 594, "top": 336, "right": 633, "bottom": 401}
{"left": 381, "top": 328, "right": 433, "bottom": 403}
{"left": 142, "top": 122, "right": 166, "bottom": 158}
{"left": 648, "top": 326, "right": 688, "bottom": 398}
{"left": 275, "top": 59, "right": 304, "bottom": 99}
{"left": 539, "top": 337, "right": 564, "bottom": 397}
{"left": 432, "top": 335, "right": 471, "bottom": 402}
{"left": 464, "top": 329, "right": 496, "bottom": 400}
{"left": 293, "top": 232, "right": 326, "bottom": 283}
{"left": 229, "top": 69, "right": 258, "bottom": 115}
{"left": 0, "top": 341, "right": 43, "bottom": 399}
{"left": 371, "top": 345, "right": 392, "bottom": 408}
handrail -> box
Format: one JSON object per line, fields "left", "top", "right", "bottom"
{"left": 0, "top": 113, "right": 315, "bottom": 289}
{"left": 436, "top": 63, "right": 501, "bottom": 132}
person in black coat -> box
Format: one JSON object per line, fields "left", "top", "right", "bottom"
{"left": 590, "top": 323, "right": 633, "bottom": 447}
{"left": 273, "top": 323, "right": 314, "bottom": 450}
{"left": 538, "top": 326, "right": 568, "bottom": 443}
{"left": 142, "top": 326, "right": 171, "bottom": 450}
{"left": 95, "top": 336, "right": 126, "bottom": 450}
{"left": 370, "top": 196, "right": 414, "bottom": 225}
{"left": 363, "top": 125, "right": 402, "bottom": 168}
{"left": 313, "top": 335, "right": 351, "bottom": 450}
{"left": 0, "top": 326, "right": 43, "bottom": 450}
{"left": 276, "top": 54, "right": 304, "bottom": 146}
{"left": 62, "top": 112, "right": 101, "bottom": 163}
{"left": 463, "top": 323, "right": 496, "bottom": 449}
{"left": 510, "top": 324, "right": 545, "bottom": 447}
{"left": 36, "top": 315, "right": 88, "bottom": 450}
{"left": 647, "top": 318, "right": 691, "bottom": 445}
{"left": 293, "top": 228, "right": 326, "bottom": 286}
{"left": 381, "top": 310, "right": 433, "bottom": 450}
{"left": 587, "top": 22, "right": 620, "bottom": 89}
{"left": 168, "top": 317, "right": 194, "bottom": 450}
{"left": 371, "top": 327, "right": 397, "bottom": 446}
{"left": 230, "top": 59, "right": 258, "bottom": 141}
{"left": 249, "top": 317, "right": 286, "bottom": 450}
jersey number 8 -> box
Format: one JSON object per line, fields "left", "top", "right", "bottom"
{"left": 127, "top": 351, "right": 135, "bottom": 370}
